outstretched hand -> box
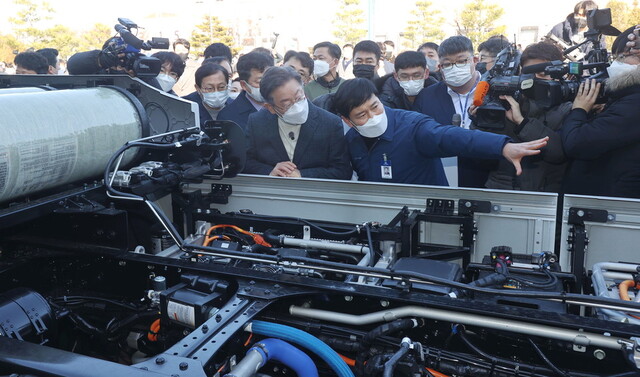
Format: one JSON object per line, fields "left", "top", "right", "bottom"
{"left": 502, "top": 137, "right": 549, "bottom": 175}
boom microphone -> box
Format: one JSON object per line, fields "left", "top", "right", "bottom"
{"left": 114, "top": 24, "right": 144, "bottom": 50}
{"left": 521, "top": 61, "right": 554, "bottom": 74}
{"left": 473, "top": 81, "right": 490, "bottom": 107}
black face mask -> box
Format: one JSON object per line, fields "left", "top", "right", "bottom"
{"left": 353, "top": 64, "right": 376, "bottom": 80}
{"left": 476, "top": 62, "right": 488, "bottom": 75}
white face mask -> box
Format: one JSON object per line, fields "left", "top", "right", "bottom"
{"left": 398, "top": 79, "right": 424, "bottom": 96}
{"left": 426, "top": 58, "right": 438, "bottom": 72}
{"left": 229, "top": 91, "right": 240, "bottom": 100}
{"left": 443, "top": 63, "right": 473, "bottom": 87}
{"left": 245, "top": 81, "right": 264, "bottom": 103}
{"left": 314, "top": 60, "right": 331, "bottom": 78}
{"left": 607, "top": 60, "right": 638, "bottom": 79}
{"left": 202, "top": 90, "right": 229, "bottom": 109}
{"left": 278, "top": 98, "right": 309, "bottom": 125}
{"left": 157, "top": 74, "right": 177, "bottom": 92}
{"left": 352, "top": 111, "right": 388, "bottom": 138}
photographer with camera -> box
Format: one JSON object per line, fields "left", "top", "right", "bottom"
{"left": 67, "top": 18, "right": 168, "bottom": 90}
{"left": 561, "top": 26, "right": 640, "bottom": 198}
{"left": 477, "top": 42, "right": 572, "bottom": 192}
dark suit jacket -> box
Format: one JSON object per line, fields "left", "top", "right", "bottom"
{"left": 217, "top": 91, "right": 257, "bottom": 132}
{"left": 244, "top": 102, "right": 352, "bottom": 179}
{"left": 182, "top": 91, "right": 232, "bottom": 126}
{"left": 412, "top": 81, "right": 496, "bottom": 188}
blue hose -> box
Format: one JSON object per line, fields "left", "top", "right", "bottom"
{"left": 250, "top": 320, "right": 355, "bottom": 377}
{"left": 252, "top": 338, "right": 319, "bottom": 377}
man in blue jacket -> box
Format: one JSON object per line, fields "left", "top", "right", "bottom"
{"left": 334, "top": 79, "right": 547, "bottom": 186}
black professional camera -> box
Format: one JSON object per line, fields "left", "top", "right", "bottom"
{"left": 525, "top": 60, "right": 608, "bottom": 108}
{"left": 529, "top": 9, "right": 620, "bottom": 108}
{"left": 99, "top": 18, "right": 170, "bottom": 78}
{"left": 475, "top": 43, "right": 535, "bottom": 130}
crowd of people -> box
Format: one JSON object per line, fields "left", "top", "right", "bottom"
{"left": 4, "top": 1, "right": 640, "bottom": 199}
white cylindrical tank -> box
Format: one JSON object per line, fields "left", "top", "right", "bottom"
{"left": 0, "top": 87, "right": 144, "bottom": 203}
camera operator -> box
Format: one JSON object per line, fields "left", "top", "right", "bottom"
{"left": 561, "top": 26, "right": 640, "bottom": 198}
{"left": 549, "top": 1, "right": 605, "bottom": 55}
{"left": 476, "top": 42, "right": 572, "bottom": 192}
{"left": 67, "top": 37, "right": 163, "bottom": 91}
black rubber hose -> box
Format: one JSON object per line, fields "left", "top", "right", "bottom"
{"left": 456, "top": 325, "right": 559, "bottom": 375}
{"left": 527, "top": 338, "right": 569, "bottom": 377}
{"left": 355, "top": 318, "right": 423, "bottom": 376}
{"left": 363, "top": 223, "right": 376, "bottom": 267}
{"left": 383, "top": 342, "right": 410, "bottom": 377}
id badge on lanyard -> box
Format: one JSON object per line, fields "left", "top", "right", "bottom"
{"left": 381, "top": 153, "right": 392, "bottom": 180}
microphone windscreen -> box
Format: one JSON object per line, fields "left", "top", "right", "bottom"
{"left": 473, "top": 81, "right": 490, "bottom": 107}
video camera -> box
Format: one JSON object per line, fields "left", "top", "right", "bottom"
{"left": 474, "top": 43, "right": 535, "bottom": 130}
{"left": 529, "top": 8, "right": 620, "bottom": 107}
{"left": 100, "top": 18, "right": 170, "bottom": 78}
{"left": 475, "top": 8, "right": 619, "bottom": 129}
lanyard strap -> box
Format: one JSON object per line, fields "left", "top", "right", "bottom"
{"left": 456, "top": 92, "right": 471, "bottom": 127}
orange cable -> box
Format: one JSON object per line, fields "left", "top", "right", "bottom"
{"left": 339, "top": 354, "right": 356, "bottom": 367}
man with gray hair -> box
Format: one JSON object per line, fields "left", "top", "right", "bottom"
{"left": 243, "top": 66, "right": 352, "bottom": 179}
{"left": 412, "top": 35, "right": 490, "bottom": 188}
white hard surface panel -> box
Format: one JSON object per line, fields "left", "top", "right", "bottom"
{"left": 191, "top": 175, "right": 559, "bottom": 265}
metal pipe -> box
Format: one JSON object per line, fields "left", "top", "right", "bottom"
{"left": 289, "top": 305, "right": 628, "bottom": 350}
{"left": 281, "top": 237, "right": 369, "bottom": 255}
{"left": 223, "top": 349, "right": 263, "bottom": 377}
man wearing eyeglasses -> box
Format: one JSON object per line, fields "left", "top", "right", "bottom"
{"left": 412, "top": 35, "right": 492, "bottom": 188}
{"left": 243, "top": 66, "right": 352, "bottom": 180}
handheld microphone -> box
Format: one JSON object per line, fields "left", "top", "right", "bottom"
{"left": 473, "top": 81, "right": 490, "bottom": 107}
{"left": 288, "top": 132, "right": 295, "bottom": 140}
{"left": 452, "top": 113, "right": 462, "bottom": 127}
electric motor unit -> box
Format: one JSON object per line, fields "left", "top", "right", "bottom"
{"left": 0, "top": 87, "right": 145, "bottom": 203}
{"left": 0, "top": 288, "right": 54, "bottom": 343}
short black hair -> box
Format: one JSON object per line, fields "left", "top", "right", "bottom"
{"left": 438, "top": 36, "right": 474, "bottom": 58}
{"left": 394, "top": 51, "right": 427, "bottom": 71}
{"left": 574, "top": 0, "right": 597, "bottom": 14}
{"left": 520, "top": 42, "right": 563, "bottom": 66}
{"left": 313, "top": 41, "right": 341, "bottom": 60}
{"left": 202, "top": 56, "right": 231, "bottom": 75}
{"left": 343, "top": 43, "right": 354, "bottom": 49}
{"left": 14, "top": 52, "right": 49, "bottom": 74}
{"left": 152, "top": 51, "right": 186, "bottom": 78}
{"left": 612, "top": 25, "right": 638, "bottom": 56}
{"left": 418, "top": 42, "right": 439, "bottom": 52}
{"left": 204, "top": 43, "right": 232, "bottom": 61}
{"left": 173, "top": 38, "right": 190, "bottom": 51}
{"left": 478, "top": 36, "right": 509, "bottom": 56}
{"left": 283, "top": 51, "right": 314, "bottom": 75}
{"left": 384, "top": 40, "right": 395, "bottom": 48}
{"left": 236, "top": 52, "right": 274, "bottom": 82}
{"left": 36, "top": 48, "right": 58, "bottom": 68}
{"left": 251, "top": 47, "right": 274, "bottom": 59}
{"left": 259, "top": 66, "right": 302, "bottom": 104}
{"left": 283, "top": 50, "right": 297, "bottom": 62}
{"left": 354, "top": 40, "right": 382, "bottom": 62}
{"left": 333, "top": 78, "right": 378, "bottom": 118}
{"left": 195, "top": 63, "right": 229, "bottom": 88}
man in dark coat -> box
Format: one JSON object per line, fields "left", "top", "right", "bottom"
{"left": 379, "top": 51, "right": 438, "bottom": 111}
{"left": 243, "top": 66, "right": 352, "bottom": 180}
{"left": 548, "top": 1, "right": 605, "bottom": 56}
{"left": 218, "top": 52, "right": 274, "bottom": 131}
{"left": 561, "top": 27, "right": 640, "bottom": 198}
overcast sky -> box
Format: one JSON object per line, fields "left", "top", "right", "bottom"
{"left": 1, "top": 0, "right": 637, "bottom": 51}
